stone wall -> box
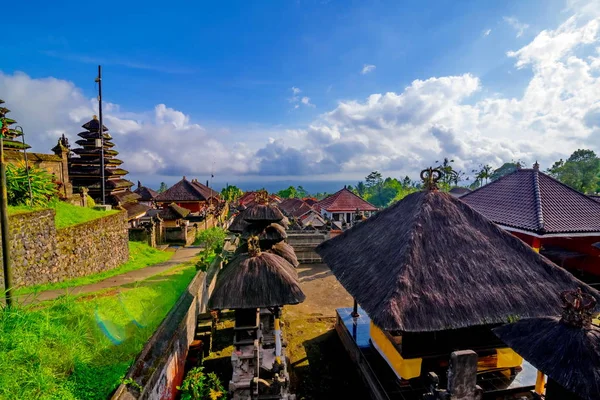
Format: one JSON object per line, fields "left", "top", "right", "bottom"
{"left": 0, "top": 209, "right": 129, "bottom": 287}
{"left": 111, "top": 257, "right": 220, "bottom": 400}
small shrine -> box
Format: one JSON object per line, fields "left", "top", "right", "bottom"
{"left": 209, "top": 191, "right": 305, "bottom": 400}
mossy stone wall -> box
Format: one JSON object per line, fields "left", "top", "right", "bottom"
{"left": 0, "top": 209, "right": 129, "bottom": 287}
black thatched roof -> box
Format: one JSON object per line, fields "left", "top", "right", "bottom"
{"left": 208, "top": 252, "right": 305, "bottom": 309}
{"left": 229, "top": 211, "right": 250, "bottom": 233}
{"left": 493, "top": 290, "right": 600, "bottom": 400}
{"left": 243, "top": 204, "right": 284, "bottom": 222}
{"left": 316, "top": 189, "right": 600, "bottom": 332}
{"left": 268, "top": 241, "right": 300, "bottom": 268}
{"left": 134, "top": 181, "right": 159, "bottom": 201}
{"left": 241, "top": 223, "right": 287, "bottom": 242}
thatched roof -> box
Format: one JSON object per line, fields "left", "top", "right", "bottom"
{"left": 316, "top": 189, "right": 600, "bottom": 332}
{"left": 208, "top": 252, "right": 305, "bottom": 309}
{"left": 154, "top": 177, "right": 218, "bottom": 203}
{"left": 268, "top": 241, "right": 300, "bottom": 268}
{"left": 493, "top": 289, "right": 600, "bottom": 400}
{"left": 242, "top": 223, "right": 287, "bottom": 242}
{"left": 228, "top": 211, "right": 249, "bottom": 233}
{"left": 243, "top": 204, "right": 284, "bottom": 222}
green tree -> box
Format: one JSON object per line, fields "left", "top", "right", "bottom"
{"left": 490, "top": 162, "right": 520, "bottom": 182}
{"left": 277, "top": 186, "right": 298, "bottom": 199}
{"left": 472, "top": 164, "right": 493, "bottom": 187}
{"left": 296, "top": 185, "right": 308, "bottom": 198}
{"left": 221, "top": 185, "right": 243, "bottom": 202}
{"left": 402, "top": 176, "right": 412, "bottom": 188}
{"left": 158, "top": 182, "right": 168, "bottom": 193}
{"left": 356, "top": 181, "right": 367, "bottom": 197}
{"left": 548, "top": 149, "right": 600, "bottom": 193}
{"left": 195, "top": 227, "right": 227, "bottom": 270}
{"left": 435, "top": 158, "right": 460, "bottom": 190}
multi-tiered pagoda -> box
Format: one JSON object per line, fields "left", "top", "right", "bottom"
{"left": 69, "top": 116, "right": 136, "bottom": 206}
{"left": 0, "top": 99, "right": 29, "bottom": 151}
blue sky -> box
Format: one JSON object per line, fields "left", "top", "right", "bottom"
{"left": 2, "top": 0, "right": 600, "bottom": 191}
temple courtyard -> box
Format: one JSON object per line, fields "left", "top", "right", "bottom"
{"left": 205, "top": 263, "right": 370, "bottom": 399}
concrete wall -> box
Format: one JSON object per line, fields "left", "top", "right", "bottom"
{"left": 111, "top": 257, "right": 221, "bottom": 400}
{"left": 0, "top": 209, "right": 129, "bottom": 287}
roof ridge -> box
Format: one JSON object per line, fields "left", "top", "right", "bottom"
{"left": 532, "top": 170, "right": 545, "bottom": 233}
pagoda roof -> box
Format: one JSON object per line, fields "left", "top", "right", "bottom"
{"left": 75, "top": 139, "right": 115, "bottom": 148}
{"left": 69, "top": 167, "right": 129, "bottom": 177}
{"left": 69, "top": 157, "right": 123, "bottom": 165}
{"left": 154, "top": 177, "right": 219, "bottom": 203}
{"left": 316, "top": 188, "right": 600, "bottom": 332}
{"left": 316, "top": 187, "right": 377, "bottom": 212}
{"left": 72, "top": 148, "right": 119, "bottom": 157}
{"left": 461, "top": 166, "right": 600, "bottom": 236}
{"left": 77, "top": 131, "right": 112, "bottom": 140}
{"left": 81, "top": 117, "right": 108, "bottom": 132}
{"left": 133, "top": 182, "right": 158, "bottom": 201}
{"left": 2, "top": 139, "right": 31, "bottom": 150}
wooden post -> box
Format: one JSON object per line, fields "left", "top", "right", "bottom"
{"left": 351, "top": 298, "right": 359, "bottom": 317}
{"left": 535, "top": 370, "right": 545, "bottom": 395}
{"left": 0, "top": 120, "right": 13, "bottom": 307}
{"left": 531, "top": 237, "right": 541, "bottom": 253}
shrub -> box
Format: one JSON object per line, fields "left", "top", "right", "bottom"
{"left": 178, "top": 367, "right": 226, "bottom": 400}
{"left": 6, "top": 162, "right": 58, "bottom": 206}
{"left": 86, "top": 195, "right": 96, "bottom": 208}
{"left": 195, "top": 227, "right": 227, "bottom": 260}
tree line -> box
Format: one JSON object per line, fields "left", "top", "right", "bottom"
{"left": 153, "top": 148, "right": 600, "bottom": 209}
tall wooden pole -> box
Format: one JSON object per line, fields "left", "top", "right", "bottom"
{"left": 96, "top": 66, "right": 106, "bottom": 205}
{"left": 0, "top": 117, "right": 13, "bottom": 307}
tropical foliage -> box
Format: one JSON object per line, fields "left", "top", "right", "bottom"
{"left": 178, "top": 367, "right": 226, "bottom": 400}
{"left": 158, "top": 182, "right": 168, "bottom": 193}
{"left": 547, "top": 149, "right": 600, "bottom": 194}
{"left": 276, "top": 185, "right": 308, "bottom": 199}
{"left": 220, "top": 185, "right": 243, "bottom": 202}
{"left": 351, "top": 171, "right": 418, "bottom": 207}
{"left": 6, "top": 162, "right": 58, "bottom": 206}
{"left": 195, "top": 227, "right": 227, "bottom": 269}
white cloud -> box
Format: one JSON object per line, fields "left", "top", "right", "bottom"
{"left": 289, "top": 87, "right": 315, "bottom": 109}
{"left": 361, "top": 64, "right": 376, "bottom": 74}
{"left": 483, "top": 28, "right": 492, "bottom": 37}
{"left": 301, "top": 96, "right": 315, "bottom": 107}
{"left": 504, "top": 16, "right": 530, "bottom": 37}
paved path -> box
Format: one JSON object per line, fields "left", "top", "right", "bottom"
{"left": 15, "top": 246, "right": 201, "bottom": 305}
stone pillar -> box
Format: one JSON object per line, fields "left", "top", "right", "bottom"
{"left": 423, "top": 350, "right": 483, "bottom": 400}
{"left": 52, "top": 134, "right": 73, "bottom": 199}
{"left": 80, "top": 187, "right": 89, "bottom": 207}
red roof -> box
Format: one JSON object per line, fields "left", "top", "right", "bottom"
{"left": 155, "top": 177, "right": 219, "bottom": 203}
{"left": 278, "top": 198, "right": 314, "bottom": 218}
{"left": 238, "top": 191, "right": 280, "bottom": 206}
{"left": 461, "top": 167, "right": 600, "bottom": 235}
{"left": 317, "top": 188, "right": 377, "bottom": 212}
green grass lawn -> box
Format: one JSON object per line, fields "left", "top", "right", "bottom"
{"left": 16, "top": 242, "right": 174, "bottom": 295}
{"left": 0, "top": 262, "right": 197, "bottom": 400}
{"left": 8, "top": 200, "right": 119, "bottom": 229}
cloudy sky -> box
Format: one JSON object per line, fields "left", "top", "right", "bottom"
{"left": 2, "top": 0, "right": 600, "bottom": 191}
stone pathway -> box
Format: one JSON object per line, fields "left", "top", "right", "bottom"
{"left": 14, "top": 246, "right": 201, "bottom": 305}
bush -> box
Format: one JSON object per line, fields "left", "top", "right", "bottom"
{"left": 86, "top": 195, "right": 96, "bottom": 208}
{"left": 178, "top": 367, "right": 226, "bottom": 400}
{"left": 6, "top": 162, "right": 58, "bottom": 206}
{"left": 195, "top": 227, "right": 227, "bottom": 259}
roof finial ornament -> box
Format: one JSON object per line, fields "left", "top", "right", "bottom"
{"left": 533, "top": 161, "right": 540, "bottom": 171}
{"left": 92, "top": 115, "right": 98, "bottom": 120}
{"left": 247, "top": 235, "right": 261, "bottom": 257}
{"left": 560, "top": 288, "right": 596, "bottom": 329}
{"left": 256, "top": 189, "right": 269, "bottom": 205}
{"left": 420, "top": 167, "right": 442, "bottom": 191}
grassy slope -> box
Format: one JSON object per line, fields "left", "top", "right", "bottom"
{"left": 16, "top": 242, "right": 174, "bottom": 294}
{"left": 7, "top": 200, "right": 119, "bottom": 229}
{"left": 0, "top": 263, "right": 197, "bottom": 400}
